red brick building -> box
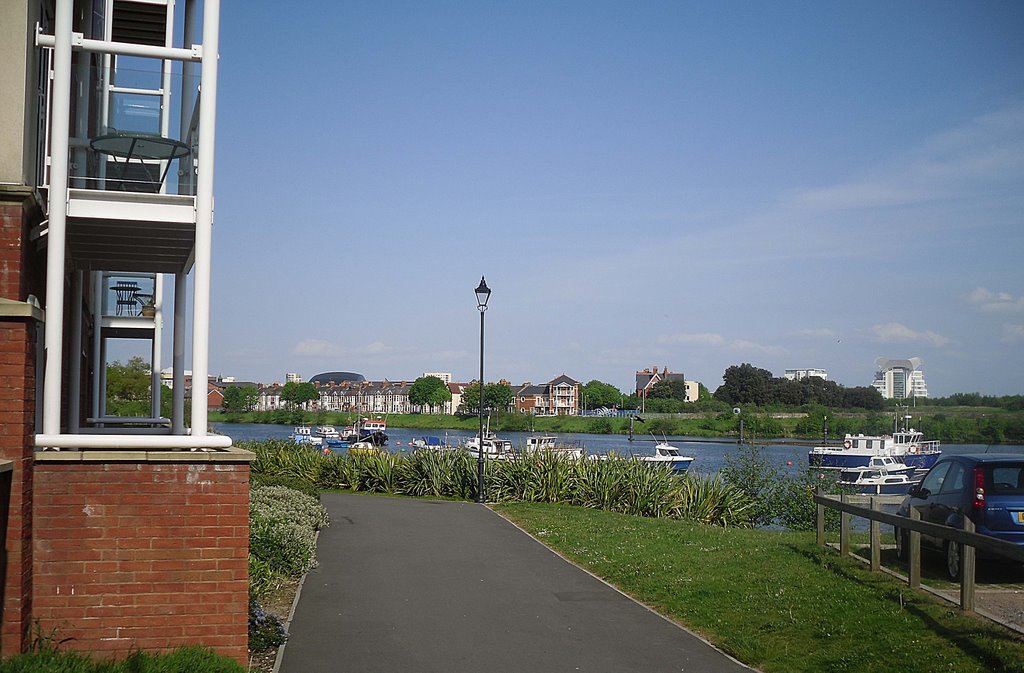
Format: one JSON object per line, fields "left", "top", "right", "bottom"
{"left": 1, "top": 0, "right": 251, "bottom": 664}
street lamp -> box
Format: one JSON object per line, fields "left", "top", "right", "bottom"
{"left": 474, "top": 276, "right": 491, "bottom": 503}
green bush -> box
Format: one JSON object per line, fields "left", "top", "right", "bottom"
{"left": 250, "top": 473, "right": 320, "bottom": 498}
{"left": 250, "top": 485, "right": 329, "bottom": 532}
{"left": 249, "top": 485, "right": 328, "bottom": 578}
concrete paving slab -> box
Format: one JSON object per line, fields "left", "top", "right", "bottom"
{"left": 279, "top": 493, "right": 755, "bottom": 673}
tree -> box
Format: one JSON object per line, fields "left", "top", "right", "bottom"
{"left": 581, "top": 380, "right": 623, "bottom": 410}
{"left": 460, "top": 382, "right": 513, "bottom": 414}
{"left": 842, "top": 386, "right": 884, "bottom": 410}
{"left": 408, "top": 376, "right": 452, "bottom": 410}
{"left": 714, "top": 363, "right": 773, "bottom": 406}
{"left": 106, "top": 356, "right": 151, "bottom": 406}
{"left": 221, "top": 385, "right": 258, "bottom": 413}
{"left": 647, "top": 379, "right": 689, "bottom": 402}
{"left": 280, "top": 381, "right": 318, "bottom": 409}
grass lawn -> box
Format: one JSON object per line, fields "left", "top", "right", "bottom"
{"left": 495, "top": 502, "right": 1024, "bottom": 673}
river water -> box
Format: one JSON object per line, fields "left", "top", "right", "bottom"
{"left": 212, "top": 422, "right": 1019, "bottom": 477}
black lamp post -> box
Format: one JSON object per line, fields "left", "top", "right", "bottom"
{"left": 474, "top": 277, "right": 491, "bottom": 503}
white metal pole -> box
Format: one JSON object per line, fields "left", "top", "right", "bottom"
{"left": 91, "top": 272, "right": 103, "bottom": 419}
{"left": 41, "top": 0, "right": 74, "bottom": 437}
{"left": 179, "top": 0, "right": 197, "bottom": 196}
{"left": 151, "top": 275, "right": 163, "bottom": 418}
{"left": 189, "top": 0, "right": 221, "bottom": 437}
{"left": 172, "top": 272, "right": 186, "bottom": 434}
{"left": 67, "top": 270, "right": 83, "bottom": 432}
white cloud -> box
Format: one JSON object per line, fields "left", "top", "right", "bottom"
{"left": 871, "top": 322, "right": 950, "bottom": 347}
{"left": 966, "top": 287, "right": 1024, "bottom": 314}
{"left": 729, "top": 339, "right": 786, "bottom": 356}
{"left": 786, "top": 103, "right": 1024, "bottom": 214}
{"left": 292, "top": 339, "right": 397, "bottom": 358}
{"left": 293, "top": 339, "right": 345, "bottom": 357}
{"left": 657, "top": 332, "right": 726, "bottom": 346}
{"left": 1004, "top": 324, "right": 1024, "bottom": 344}
{"left": 793, "top": 328, "right": 837, "bottom": 339}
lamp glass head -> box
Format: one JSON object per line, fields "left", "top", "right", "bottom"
{"left": 475, "top": 277, "right": 491, "bottom": 309}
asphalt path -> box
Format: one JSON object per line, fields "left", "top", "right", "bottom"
{"left": 279, "top": 493, "right": 755, "bottom": 673}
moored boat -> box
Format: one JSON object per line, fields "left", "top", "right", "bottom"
{"left": 524, "top": 435, "right": 585, "bottom": 459}
{"left": 463, "top": 432, "right": 515, "bottom": 459}
{"left": 838, "top": 468, "right": 920, "bottom": 495}
{"left": 293, "top": 425, "right": 323, "bottom": 446}
{"left": 809, "top": 411, "right": 940, "bottom": 471}
{"left": 638, "top": 441, "right": 694, "bottom": 475}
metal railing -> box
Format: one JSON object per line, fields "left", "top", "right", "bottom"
{"left": 814, "top": 490, "right": 1024, "bottom": 612}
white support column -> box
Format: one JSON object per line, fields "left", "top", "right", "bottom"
{"left": 178, "top": 0, "right": 198, "bottom": 197}
{"left": 67, "top": 271, "right": 83, "bottom": 432}
{"left": 150, "top": 275, "right": 164, "bottom": 418}
{"left": 189, "top": 0, "right": 220, "bottom": 437}
{"left": 41, "top": 0, "right": 74, "bottom": 437}
{"left": 172, "top": 272, "right": 186, "bottom": 434}
{"left": 91, "top": 272, "right": 103, "bottom": 419}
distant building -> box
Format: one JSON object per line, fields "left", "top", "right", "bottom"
{"left": 513, "top": 375, "right": 581, "bottom": 415}
{"left": 286, "top": 372, "right": 302, "bottom": 383}
{"left": 423, "top": 372, "right": 452, "bottom": 384}
{"left": 784, "top": 368, "right": 828, "bottom": 381}
{"left": 872, "top": 358, "right": 928, "bottom": 399}
{"left": 635, "top": 366, "right": 699, "bottom": 403}
{"left": 309, "top": 371, "right": 365, "bottom": 386}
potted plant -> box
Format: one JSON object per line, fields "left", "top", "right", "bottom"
{"left": 137, "top": 294, "right": 156, "bottom": 318}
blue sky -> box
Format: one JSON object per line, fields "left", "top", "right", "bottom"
{"left": 195, "top": 1, "right": 1024, "bottom": 395}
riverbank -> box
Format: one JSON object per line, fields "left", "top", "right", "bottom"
{"left": 496, "top": 501, "right": 1024, "bottom": 673}
{"left": 211, "top": 408, "right": 1024, "bottom": 444}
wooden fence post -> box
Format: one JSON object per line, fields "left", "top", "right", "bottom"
{"left": 816, "top": 489, "right": 825, "bottom": 547}
{"left": 839, "top": 493, "right": 850, "bottom": 557}
{"left": 961, "top": 517, "right": 976, "bottom": 612}
{"left": 869, "top": 497, "right": 880, "bottom": 572}
{"left": 909, "top": 507, "right": 921, "bottom": 589}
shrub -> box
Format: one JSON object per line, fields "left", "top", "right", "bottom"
{"left": 250, "top": 473, "right": 320, "bottom": 498}
{"left": 250, "top": 485, "right": 329, "bottom": 532}
{"left": 250, "top": 516, "right": 317, "bottom": 578}
{"left": 248, "top": 599, "right": 288, "bottom": 651}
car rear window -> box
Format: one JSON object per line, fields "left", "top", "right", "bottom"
{"left": 986, "top": 463, "right": 1024, "bottom": 495}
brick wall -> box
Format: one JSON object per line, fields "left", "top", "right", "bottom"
{"left": 33, "top": 459, "right": 251, "bottom": 665}
{"left": 0, "top": 194, "right": 38, "bottom": 655}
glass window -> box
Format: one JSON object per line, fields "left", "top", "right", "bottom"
{"left": 940, "top": 463, "right": 967, "bottom": 493}
{"left": 989, "top": 465, "right": 1024, "bottom": 494}
{"left": 919, "top": 461, "right": 952, "bottom": 494}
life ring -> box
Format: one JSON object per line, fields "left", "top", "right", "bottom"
{"left": 843, "top": 439, "right": 852, "bottom": 449}
{"left": 908, "top": 445, "right": 918, "bottom": 454}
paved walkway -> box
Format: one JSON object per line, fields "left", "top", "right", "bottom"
{"left": 279, "top": 493, "right": 754, "bottom": 673}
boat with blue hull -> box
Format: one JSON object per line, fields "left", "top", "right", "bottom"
{"left": 809, "top": 427, "right": 940, "bottom": 471}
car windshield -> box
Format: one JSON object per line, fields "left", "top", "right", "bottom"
{"left": 986, "top": 463, "right": 1024, "bottom": 495}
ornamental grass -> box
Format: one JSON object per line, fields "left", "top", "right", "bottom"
{"left": 242, "top": 440, "right": 754, "bottom": 528}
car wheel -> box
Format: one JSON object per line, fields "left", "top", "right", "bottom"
{"left": 945, "top": 541, "right": 962, "bottom": 581}
{"left": 895, "top": 527, "right": 908, "bottom": 561}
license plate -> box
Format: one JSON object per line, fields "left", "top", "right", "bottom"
{"left": 1018, "top": 511, "right": 1024, "bottom": 524}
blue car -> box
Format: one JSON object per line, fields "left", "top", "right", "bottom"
{"left": 894, "top": 454, "right": 1024, "bottom": 580}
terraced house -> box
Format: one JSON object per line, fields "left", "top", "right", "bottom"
{"left": 0, "top": 0, "right": 250, "bottom": 664}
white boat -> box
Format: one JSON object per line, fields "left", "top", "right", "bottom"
{"left": 524, "top": 435, "right": 585, "bottom": 459}
{"left": 809, "top": 411, "right": 940, "bottom": 471}
{"left": 838, "top": 468, "right": 920, "bottom": 495}
{"left": 355, "top": 417, "right": 388, "bottom": 446}
{"left": 637, "top": 441, "right": 694, "bottom": 475}
{"left": 837, "top": 456, "right": 916, "bottom": 482}
{"left": 463, "top": 432, "right": 515, "bottom": 459}
{"left": 293, "top": 425, "right": 323, "bottom": 446}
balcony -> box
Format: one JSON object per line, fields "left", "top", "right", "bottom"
{"left": 38, "top": 48, "right": 203, "bottom": 275}
{"left": 99, "top": 271, "right": 158, "bottom": 338}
